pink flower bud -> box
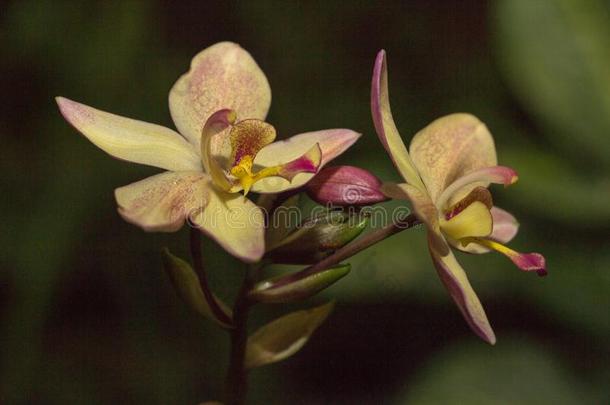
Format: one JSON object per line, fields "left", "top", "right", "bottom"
{"left": 306, "top": 165, "right": 387, "bottom": 206}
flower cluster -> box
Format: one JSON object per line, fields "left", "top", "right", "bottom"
{"left": 57, "top": 42, "right": 547, "bottom": 403}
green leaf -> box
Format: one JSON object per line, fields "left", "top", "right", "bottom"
{"left": 161, "top": 248, "right": 233, "bottom": 328}
{"left": 249, "top": 264, "right": 350, "bottom": 303}
{"left": 495, "top": 0, "right": 610, "bottom": 167}
{"left": 245, "top": 302, "right": 334, "bottom": 369}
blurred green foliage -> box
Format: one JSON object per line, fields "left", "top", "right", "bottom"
{"left": 0, "top": 0, "right": 608, "bottom": 404}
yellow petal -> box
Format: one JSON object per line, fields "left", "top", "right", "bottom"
{"left": 381, "top": 182, "right": 449, "bottom": 256}
{"left": 409, "top": 114, "right": 497, "bottom": 202}
{"left": 115, "top": 171, "right": 209, "bottom": 232}
{"left": 371, "top": 50, "right": 426, "bottom": 190}
{"left": 169, "top": 42, "right": 271, "bottom": 149}
{"left": 250, "top": 129, "right": 361, "bottom": 193}
{"left": 191, "top": 189, "right": 265, "bottom": 263}
{"left": 428, "top": 238, "right": 496, "bottom": 344}
{"left": 440, "top": 201, "right": 493, "bottom": 241}
{"left": 452, "top": 206, "right": 519, "bottom": 254}
{"left": 57, "top": 97, "right": 201, "bottom": 172}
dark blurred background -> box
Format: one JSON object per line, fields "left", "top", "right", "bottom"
{"left": 1, "top": 0, "right": 609, "bottom": 404}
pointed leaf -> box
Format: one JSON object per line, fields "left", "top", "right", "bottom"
{"left": 162, "top": 248, "right": 233, "bottom": 328}
{"left": 245, "top": 302, "right": 334, "bottom": 369}
{"left": 249, "top": 264, "right": 350, "bottom": 303}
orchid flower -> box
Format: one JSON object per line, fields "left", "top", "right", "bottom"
{"left": 57, "top": 42, "right": 360, "bottom": 263}
{"left": 371, "top": 50, "right": 546, "bottom": 344}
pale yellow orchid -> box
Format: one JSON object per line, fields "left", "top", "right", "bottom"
{"left": 57, "top": 42, "right": 360, "bottom": 263}
{"left": 371, "top": 50, "right": 546, "bottom": 344}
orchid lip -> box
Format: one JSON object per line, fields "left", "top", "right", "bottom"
{"left": 461, "top": 237, "right": 547, "bottom": 276}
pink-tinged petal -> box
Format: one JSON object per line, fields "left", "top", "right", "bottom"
{"left": 306, "top": 165, "right": 388, "bottom": 206}
{"left": 56, "top": 97, "right": 201, "bottom": 172}
{"left": 437, "top": 166, "right": 518, "bottom": 210}
{"left": 277, "top": 143, "right": 321, "bottom": 180}
{"left": 191, "top": 189, "right": 265, "bottom": 263}
{"left": 464, "top": 238, "right": 547, "bottom": 277}
{"left": 250, "top": 129, "right": 361, "bottom": 193}
{"left": 371, "top": 50, "right": 425, "bottom": 190}
{"left": 490, "top": 207, "right": 519, "bottom": 243}
{"left": 381, "top": 182, "right": 449, "bottom": 256}
{"left": 201, "top": 109, "right": 236, "bottom": 191}
{"left": 115, "top": 171, "right": 209, "bottom": 232}
{"left": 510, "top": 252, "right": 547, "bottom": 276}
{"left": 169, "top": 42, "right": 271, "bottom": 149}
{"left": 409, "top": 114, "right": 497, "bottom": 202}
{"left": 428, "top": 238, "right": 496, "bottom": 345}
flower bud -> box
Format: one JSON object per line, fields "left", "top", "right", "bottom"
{"left": 306, "top": 165, "right": 387, "bottom": 206}
{"left": 249, "top": 264, "right": 350, "bottom": 303}
{"left": 266, "top": 211, "right": 367, "bottom": 265}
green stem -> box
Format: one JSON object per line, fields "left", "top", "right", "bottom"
{"left": 224, "top": 267, "right": 255, "bottom": 405}
{"left": 189, "top": 228, "right": 233, "bottom": 326}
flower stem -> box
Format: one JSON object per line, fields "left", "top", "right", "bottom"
{"left": 221, "top": 213, "right": 419, "bottom": 404}
{"left": 224, "top": 267, "right": 255, "bottom": 405}
{"left": 189, "top": 228, "right": 233, "bottom": 325}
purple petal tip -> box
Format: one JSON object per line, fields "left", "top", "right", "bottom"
{"left": 512, "top": 252, "right": 547, "bottom": 276}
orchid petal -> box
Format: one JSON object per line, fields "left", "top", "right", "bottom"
{"left": 444, "top": 186, "right": 493, "bottom": 220}
{"left": 115, "top": 171, "right": 209, "bottom": 232}
{"left": 230, "top": 119, "right": 276, "bottom": 166}
{"left": 201, "top": 109, "right": 236, "bottom": 191}
{"left": 490, "top": 207, "right": 520, "bottom": 243}
{"left": 191, "top": 189, "right": 265, "bottom": 263}
{"left": 371, "top": 50, "right": 425, "bottom": 190}
{"left": 231, "top": 144, "right": 321, "bottom": 195}
{"left": 437, "top": 166, "right": 518, "bottom": 210}
{"left": 440, "top": 201, "right": 493, "bottom": 241}
{"left": 169, "top": 42, "right": 271, "bottom": 149}
{"left": 454, "top": 206, "right": 520, "bottom": 254}
{"left": 428, "top": 238, "right": 496, "bottom": 345}
{"left": 250, "top": 129, "right": 361, "bottom": 193}
{"left": 275, "top": 143, "right": 322, "bottom": 181}
{"left": 464, "top": 238, "right": 547, "bottom": 277}
{"left": 409, "top": 114, "right": 497, "bottom": 202}
{"left": 381, "top": 182, "right": 449, "bottom": 256}
{"left": 56, "top": 97, "right": 201, "bottom": 172}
